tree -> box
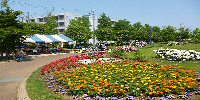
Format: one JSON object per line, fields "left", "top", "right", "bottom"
{"left": 95, "top": 13, "right": 113, "bottom": 42}
{"left": 151, "top": 26, "right": 161, "bottom": 42}
{"left": 23, "top": 22, "right": 48, "bottom": 35}
{"left": 177, "top": 24, "right": 190, "bottom": 42}
{"left": 95, "top": 28, "right": 113, "bottom": 42}
{"left": 132, "top": 22, "right": 144, "bottom": 41}
{"left": 64, "top": 25, "right": 92, "bottom": 43}
{"left": 69, "top": 16, "right": 91, "bottom": 28}
{"left": 112, "top": 19, "right": 131, "bottom": 45}
{"left": 0, "top": 0, "right": 28, "bottom": 58}
{"left": 143, "top": 24, "right": 151, "bottom": 42}
{"left": 161, "top": 26, "right": 177, "bottom": 42}
{"left": 44, "top": 12, "right": 58, "bottom": 34}
{"left": 64, "top": 16, "right": 92, "bottom": 46}
{"left": 97, "top": 13, "right": 112, "bottom": 29}
{"left": 192, "top": 28, "right": 200, "bottom": 43}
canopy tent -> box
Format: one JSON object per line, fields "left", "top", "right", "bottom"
{"left": 25, "top": 34, "right": 74, "bottom": 43}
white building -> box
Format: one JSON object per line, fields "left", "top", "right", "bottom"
{"left": 27, "top": 12, "right": 118, "bottom": 43}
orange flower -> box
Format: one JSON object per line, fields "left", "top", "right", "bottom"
{"left": 119, "top": 89, "right": 123, "bottom": 93}
{"left": 181, "top": 92, "right": 185, "bottom": 94}
{"left": 157, "top": 91, "right": 160, "bottom": 93}
{"left": 105, "top": 89, "right": 110, "bottom": 91}
{"left": 97, "top": 91, "right": 101, "bottom": 94}
{"left": 113, "top": 89, "right": 117, "bottom": 93}
{"left": 98, "top": 89, "right": 102, "bottom": 92}
{"left": 160, "top": 92, "right": 163, "bottom": 94}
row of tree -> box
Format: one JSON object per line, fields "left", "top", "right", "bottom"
{"left": 64, "top": 13, "right": 200, "bottom": 45}
{"left": 1, "top": 0, "right": 200, "bottom": 57}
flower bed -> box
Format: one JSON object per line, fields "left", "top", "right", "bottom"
{"left": 41, "top": 52, "right": 105, "bottom": 74}
{"left": 132, "top": 41, "right": 147, "bottom": 47}
{"left": 43, "top": 62, "right": 200, "bottom": 99}
{"left": 108, "top": 46, "right": 138, "bottom": 58}
{"left": 153, "top": 48, "right": 200, "bottom": 61}
{"left": 167, "top": 41, "right": 180, "bottom": 46}
{"left": 39, "top": 51, "right": 200, "bottom": 99}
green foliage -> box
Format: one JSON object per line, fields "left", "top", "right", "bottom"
{"left": 112, "top": 19, "right": 131, "bottom": 45}
{"left": 69, "top": 16, "right": 91, "bottom": 28}
{"left": 177, "top": 24, "right": 190, "bottom": 42}
{"left": 95, "top": 13, "right": 113, "bottom": 42}
{"left": 0, "top": 1, "right": 29, "bottom": 56}
{"left": 64, "top": 16, "right": 92, "bottom": 43}
{"left": 192, "top": 28, "right": 200, "bottom": 42}
{"left": 161, "top": 26, "right": 177, "bottom": 42}
{"left": 131, "top": 22, "right": 143, "bottom": 41}
{"left": 97, "top": 13, "right": 112, "bottom": 29}
{"left": 95, "top": 28, "right": 113, "bottom": 42}
{"left": 151, "top": 26, "right": 162, "bottom": 42}
{"left": 64, "top": 25, "right": 92, "bottom": 43}
{"left": 23, "top": 22, "right": 48, "bottom": 35}
{"left": 44, "top": 12, "right": 58, "bottom": 34}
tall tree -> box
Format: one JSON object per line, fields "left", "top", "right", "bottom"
{"left": 97, "top": 13, "right": 112, "bottom": 29}
{"left": 95, "top": 13, "right": 113, "bottom": 42}
{"left": 44, "top": 12, "right": 58, "bottom": 34}
{"left": 0, "top": 0, "right": 27, "bottom": 58}
{"left": 151, "top": 26, "right": 161, "bottom": 42}
{"left": 69, "top": 16, "right": 91, "bottom": 28}
{"left": 177, "top": 24, "right": 190, "bottom": 42}
{"left": 161, "top": 26, "right": 177, "bottom": 42}
{"left": 23, "top": 22, "right": 48, "bottom": 35}
{"left": 64, "top": 16, "right": 92, "bottom": 46}
{"left": 132, "top": 22, "right": 143, "bottom": 41}
{"left": 112, "top": 19, "right": 131, "bottom": 45}
{"left": 192, "top": 28, "right": 200, "bottom": 42}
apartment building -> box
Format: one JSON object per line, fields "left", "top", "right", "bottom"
{"left": 27, "top": 12, "right": 118, "bottom": 43}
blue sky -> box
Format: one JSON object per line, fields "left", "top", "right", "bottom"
{"left": 4, "top": 0, "right": 200, "bottom": 31}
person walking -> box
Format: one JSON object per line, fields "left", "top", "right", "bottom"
{"left": 16, "top": 48, "right": 25, "bottom": 62}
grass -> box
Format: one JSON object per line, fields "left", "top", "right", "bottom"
{"left": 120, "top": 42, "right": 200, "bottom": 72}
{"left": 26, "top": 67, "right": 66, "bottom": 100}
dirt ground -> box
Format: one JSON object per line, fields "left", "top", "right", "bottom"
{"left": 0, "top": 53, "right": 77, "bottom": 100}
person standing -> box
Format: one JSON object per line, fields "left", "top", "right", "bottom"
{"left": 93, "top": 43, "right": 96, "bottom": 51}
{"left": 16, "top": 48, "right": 25, "bottom": 62}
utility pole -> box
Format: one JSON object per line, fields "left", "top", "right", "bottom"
{"left": 150, "top": 27, "right": 152, "bottom": 45}
{"left": 91, "top": 9, "right": 95, "bottom": 44}
{"left": 27, "top": 12, "right": 29, "bottom": 23}
{"left": 21, "top": 17, "right": 24, "bottom": 22}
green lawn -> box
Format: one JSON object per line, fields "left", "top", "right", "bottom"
{"left": 120, "top": 42, "right": 200, "bottom": 72}
{"left": 26, "top": 67, "right": 65, "bottom": 100}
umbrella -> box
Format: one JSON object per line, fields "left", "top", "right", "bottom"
{"left": 15, "top": 44, "right": 30, "bottom": 48}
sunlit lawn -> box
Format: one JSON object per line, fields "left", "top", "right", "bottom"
{"left": 122, "top": 42, "right": 200, "bottom": 72}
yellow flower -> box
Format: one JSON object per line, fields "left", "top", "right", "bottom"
{"left": 136, "top": 88, "right": 140, "bottom": 90}
{"left": 75, "top": 88, "right": 79, "bottom": 90}
{"left": 121, "top": 85, "right": 124, "bottom": 87}
{"left": 125, "top": 87, "right": 129, "bottom": 89}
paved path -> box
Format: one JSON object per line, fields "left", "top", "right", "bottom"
{"left": 0, "top": 53, "right": 78, "bottom": 100}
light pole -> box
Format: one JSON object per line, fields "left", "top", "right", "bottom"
{"left": 89, "top": 9, "right": 95, "bottom": 44}
{"left": 150, "top": 27, "right": 152, "bottom": 45}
